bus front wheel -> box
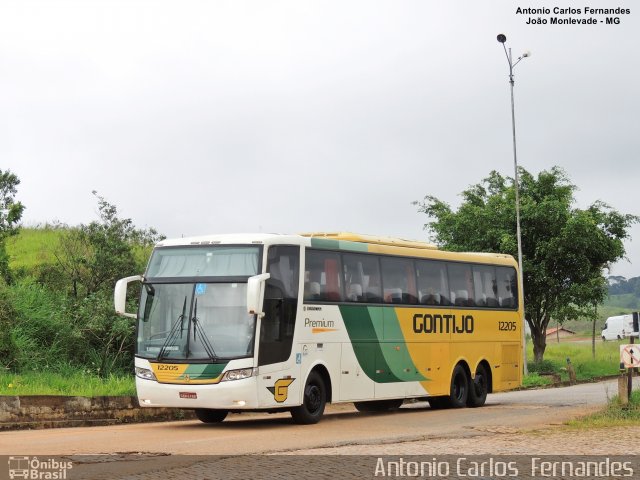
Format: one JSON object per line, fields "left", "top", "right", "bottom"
{"left": 291, "top": 371, "right": 326, "bottom": 424}
{"left": 194, "top": 409, "right": 228, "bottom": 423}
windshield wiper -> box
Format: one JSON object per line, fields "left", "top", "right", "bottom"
{"left": 157, "top": 296, "right": 187, "bottom": 361}
{"left": 191, "top": 298, "right": 218, "bottom": 361}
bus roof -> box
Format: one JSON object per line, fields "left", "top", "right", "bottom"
{"left": 153, "top": 232, "right": 516, "bottom": 267}
{"left": 301, "top": 232, "right": 437, "bottom": 250}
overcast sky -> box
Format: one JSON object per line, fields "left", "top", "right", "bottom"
{"left": 1, "top": 1, "right": 638, "bottom": 277}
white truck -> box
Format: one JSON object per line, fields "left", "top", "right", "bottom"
{"left": 601, "top": 314, "right": 638, "bottom": 340}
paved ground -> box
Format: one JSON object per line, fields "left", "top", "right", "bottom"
{"left": 1, "top": 378, "right": 638, "bottom": 480}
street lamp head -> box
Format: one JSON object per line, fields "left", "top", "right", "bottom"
{"left": 497, "top": 34, "right": 507, "bottom": 43}
{"left": 522, "top": 50, "right": 532, "bottom": 57}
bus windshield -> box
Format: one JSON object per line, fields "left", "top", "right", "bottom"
{"left": 137, "top": 245, "right": 261, "bottom": 361}
{"left": 137, "top": 282, "right": 255, "bottom": 361}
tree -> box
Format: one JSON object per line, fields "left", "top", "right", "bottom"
{"left": 52, "top": 192, "right": 164, "bottom": 376}
{"left": 54, "top": 191, "right": 163, "bottom": 298}
{"left": 0, "top": 169, "right": 25, "bottom": 283}
{"left": 415, "top": 166, "right": 638, "bottom": 362}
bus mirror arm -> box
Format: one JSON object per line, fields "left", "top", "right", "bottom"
{"left": 114, "top": 275, "right": 143, "bottom": 318}
{"left": 247, "top": 273, "right": 271, "bottom": 318}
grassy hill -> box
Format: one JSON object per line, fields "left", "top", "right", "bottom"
{"left": 6, "top": 226, "right": 66, "bottom": 275}
{"left": 7, "top": 226, "right": 151, "bottom": 277}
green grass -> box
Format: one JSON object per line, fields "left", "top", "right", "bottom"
{"left": 527, "top": 339, "right": 624, "bottom": 382}
{"left": 0, "top": 370, "right": 135, "bottom": 396}
{"left": 6, "top": 226, "right": 65, "bottom": 272}
{"left": 522, "top": 372, "right": 554, "bottom": 388}
{"left": 568, "top": 390, "right": 640, "bottom": 427}
{"left": 7, "top": 226, "right": 151, "bottom": 275}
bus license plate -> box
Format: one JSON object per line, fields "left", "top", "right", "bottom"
{"left": 179, "top": 392, "right": 197, "bottom": 399}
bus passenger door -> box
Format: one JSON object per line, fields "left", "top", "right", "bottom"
{"left": 257, "top": 246, "right": 301, "bottom": 407}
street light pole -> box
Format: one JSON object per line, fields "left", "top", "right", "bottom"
{"left": 497, "top": 34, "right": 529, "bottom": 375}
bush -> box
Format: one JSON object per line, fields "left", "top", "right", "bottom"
{"left": 527, "top": 359, "right": 559, "bottom": 375}
{"left": 5, "top": 281, "right": 72, "bottom": 372}
{"left": 0, "top": 282, "right": 18, "bottom": 369}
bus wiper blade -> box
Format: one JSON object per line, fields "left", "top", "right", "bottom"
{"left": 191, "top": 299, "right": 218, "bottom": 362}
{"left": 157, "top": 296, "right": 187, "bottom": 361}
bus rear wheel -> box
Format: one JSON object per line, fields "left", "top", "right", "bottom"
{"left": 354, "top": 399, "right": 403, "bottom": 412}
{"left": 291, "top": 371, "right": 326, "bottom": 424}
{"left": 449, "top": 364, "right": 469, "bottom": 408}
{"left": 467, "top": 364, "right": 489, "bottom": 408}
{"left": 195, "top": 409, "right": 228, "bottom": 423}
{"left": 428, "top": 365, "right": 470, "bottom": 409}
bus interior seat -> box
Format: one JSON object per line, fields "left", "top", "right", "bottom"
{"left": 500, "top": 296, "right": 514, "bottom": 308}
{"left": 486, "top": 297, "right": 499, "bottom": 307}
{"left": 348, "top": 283, "right": 363, "bottom": 302}
{"left": 420, "top": 293, "right": 441, "bottom": 305}
{"left": 307, "top": 282, "right": 321, "bottom": 300}
{"left": 455, "top": 290, "right": 468, "bottom": 306}
{"left": 385, "top": 288, "right": 403, "bottom": 304}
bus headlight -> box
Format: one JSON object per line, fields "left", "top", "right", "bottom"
{"left": 221, "top": 368, "right": 256, "bottom": 382}
{"left": 135, "top": 367, "right": 157, "bottom": 381}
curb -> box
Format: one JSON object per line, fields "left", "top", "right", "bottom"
{"left": 0, "top": 395, "right": 195, "bottom": 430}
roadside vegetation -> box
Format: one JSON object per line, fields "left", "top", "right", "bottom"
{"left": 1, "top": 174, "right": 163, "bottom": 392}
{"left": 568, "top": 390, "right": 640, "bottom": 428}
{"left": 0, "top": 370, "right": 135, "bottom": 396}
{"left": 524, "top": 340, "right": 625, "bottom": 387}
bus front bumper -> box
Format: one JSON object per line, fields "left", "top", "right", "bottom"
{"left": 136, "top": 376, "right": 260, "bottom": 410}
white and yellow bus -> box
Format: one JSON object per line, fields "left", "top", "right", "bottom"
{"left": 114, "top": 232, "right": 522, "bottom": 424}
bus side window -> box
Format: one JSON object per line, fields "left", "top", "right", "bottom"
{"left": 447, "top": 262, "right": 476, "bottom": 307}
{"left": 416, "top": 259, "right": 449, "bottom": 306}
{"left": 496, "top": 266, "right": 518, "bottom": 308}
{"left": 304, "top": 250, "right": 343, "bottom": 302}
{"left": 343, "top": 253, "right": 381, "bottom": 303}
{"left": 381, "top": 257, "right": 417, "bottom": 304}
{"left": 473, "top": 265, "right": 498, "bottom": 308}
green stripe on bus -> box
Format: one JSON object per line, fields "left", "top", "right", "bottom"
{"left": 310, "top": 238, "right": 369, "bottom": 252}
{"left": 377, "top": 308, "right": 425, "bottom": 382}
{"left": 184, "top": 363, "right": 227, "bottom": 379}
{"left": 339, "top": 305, "right": 402, "bottom": 383}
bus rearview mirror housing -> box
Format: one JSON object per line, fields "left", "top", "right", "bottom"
{"left": 114, "top": 275, "right": 143, "bottom": 318}
{"left": 247, "top": 273, "right": 270, "bottom": 317}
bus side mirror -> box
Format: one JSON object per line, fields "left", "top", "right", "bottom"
{"left": 114, "top": 275, "right": 143, "bottom": 318}
{"left": 247, "top": 273, "right": 270, "bottom": 318}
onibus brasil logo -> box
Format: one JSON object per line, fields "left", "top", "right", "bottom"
{"left": 8, "top": 456, "right": 73, "bottom": 479}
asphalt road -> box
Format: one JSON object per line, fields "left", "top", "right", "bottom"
{"left": 2, "top": 378, "right": 632, "bottom": 457}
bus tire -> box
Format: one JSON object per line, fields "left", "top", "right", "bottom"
{"left": 449, "top": 364, "right": 469, "bottom": 408}
{"left": 194, "top": 409, "right": 228, "bottom": 423}
{"left": 354, "top": 399, "right": 403, "bottom": 412}
{"left": 291, "top": 371, "right": 326, "bottom": 424}
{"left": 467, "top": 364, "right": 488, "bottom": 408}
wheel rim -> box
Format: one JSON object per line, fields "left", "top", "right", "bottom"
{"left": 305, "top": 383, "right": 322, "bottom": 413}
{"left": 453, "top": 373, "right": 466, "bottom": 401}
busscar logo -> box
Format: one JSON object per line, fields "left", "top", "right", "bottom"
{"left": 8, "top": 456, "right": 73, "bottom": 479}
{"left": 267, "top": 378, "right": 295, "bottom": 402}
